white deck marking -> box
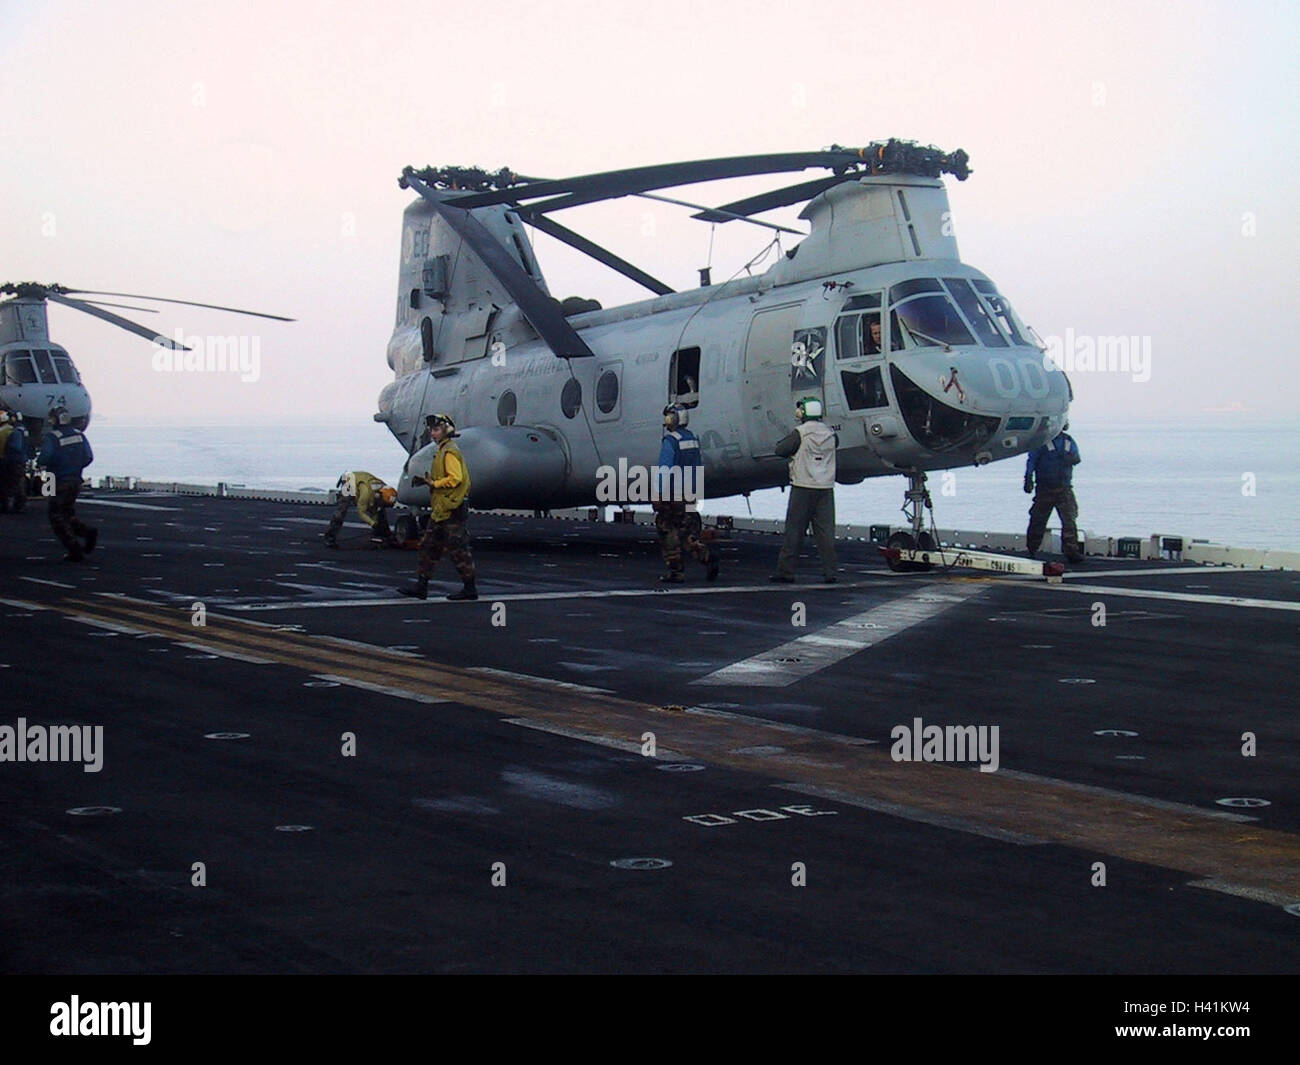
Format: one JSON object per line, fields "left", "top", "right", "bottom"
{"left": 0, "top": 598, "right": 55, "bottom": 611}
{"left": 505, "top": 718, "right": 684, "bottom": 757}
{"left": 77, "top": 499, "right": 178, "bottom": 511}
{"left": 310, "top": 673, "right": 449, "bottom": 703}
{"left": 175, "top": 641, "right": 273, "bottom": 665}
{"left": 70, "top": 616, "right": 152, "bottom": 635}
{"left": 222, "top": 579, "right": 885, "bottom": 611}
{"left": 1036, "top": 582, "right": 1300, "bottom": 612}
{"left": 19, "top": 577, "right": 75, "bottom": 589}
{"left": 773, "top": 782, "right": 1046, "bottom": 845}
{"left": 693, "top": 584, "right": 987, "bottom": 687}
{"left": 1188, "top": 879, "right": 1300, "bottom": 908}
{"left": 1063, "top": 566, "right": 1269, "bottom": 579}
{"left": 470, "top": 667, "right": 614, "bottom": 695}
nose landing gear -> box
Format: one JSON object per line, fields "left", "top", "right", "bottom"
{"left": 885, "top": 471, "right": 937, "bottom": 573}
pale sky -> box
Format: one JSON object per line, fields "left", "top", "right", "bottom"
{"left": 2, "top": 0, "right": 1297, "bottom": 427}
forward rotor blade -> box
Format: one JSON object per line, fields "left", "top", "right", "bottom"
{"left": 636, "top": 191, "right": 804, "bottom": 234}
{"left": 62, "top": 289, "right": 294, "bottom": 321}
{"left": 404, "top": 173, "right": 595, "bottom": 359}
{"left": 79, "top": 300, "right": 160, "bottom": 313}
{"left": 691, "top": 174, "right": 855, "bottom": 223}
{"left": 46, "top": 292, "right": 188, "bottom": 349}
{"left": 519, "top": 212, "right": 674, "bottom": 296}
{"left": 436, "top": 151, "right": 864, "bottom": 211}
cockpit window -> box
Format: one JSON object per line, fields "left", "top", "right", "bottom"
{"left": 4, "top": 351, "right": 38, "bottom": 385}
{"left": 835, "top": 313, "right": 883, "bottom": 360}
{"left": 972, "top": 280, "right": 1029, "bottom": 345}
{"left": 891, "top": 294, "right": 975, "bottom": 348}
{"left": 942, "top": 279, "right": 1008, "bottom": 347}
{"left": 32, "top": 349, "right": 58, "bottom": 384}
{"left": 889, "top": 278, "right": 943, "bottom": 302}
{"left": 51, "top": 354, "right": 79, "bottom": 384}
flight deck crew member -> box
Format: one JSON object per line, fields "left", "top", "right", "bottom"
{"left": 653, "top": 404, "right": 718, "bottom": 584}
{"left": 399, "top": 413, "right": 477, "bottom": 601}
{"left": 37, "top": 407, "right": 97, "bottom": 561}
{"left": 1024, "top": 423, "right": 1083, "bottom": 563}
{"left": 324, "top": 471, "right": 397, "bottom": 547}
{"left": 770, "top": 396, "right": 838, "bottom": 583}
{"left": 0, "top": 411, "right": 28, "bottom": 513}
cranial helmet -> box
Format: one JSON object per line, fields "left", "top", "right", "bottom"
{"left": 0, "top": 411, "right": 10, "bottom": 426}
{"left": 429, "top": 412, "right": 457, "bottom": 435}
{"left": 663, "top": 404, "right": 688, "bottom": 429}
{"left": 796, "top": 396, "right": 824, "bottom": 421}
{"left": 49, "top": 406, "right": 72, "bottom": 427}
{"left": 379, "top": 486, "right": 398, "bottom": 506}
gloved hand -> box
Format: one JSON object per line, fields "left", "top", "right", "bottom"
{"left": 1023, "top": 476, "right": 1034, "bottom": 494}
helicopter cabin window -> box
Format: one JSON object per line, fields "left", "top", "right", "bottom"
{"left": 888, "top": 279, "right": 975, "bottom": 349}
{"left": 4, "top": 351, "right": 38, "bottom": 385}
{"left": 841, "top": 367, "right": 888, "bottom": 410}
{"left": 669, "top": 347, "right": 700, "bottom": 408}
{"left": 561, "top": 377, "right": 582, "bottom": 419}
{"left": 51, "top": 354, "right": 79, "bottom": 383}
{"left": 972, "top": 280, "right": 1029, "bottom": 345}
{"left": 32, "top": 349, "right": 58, "bottom": 384}
{"left": 942, "top": 279, "right": 1007, "bottom": 347}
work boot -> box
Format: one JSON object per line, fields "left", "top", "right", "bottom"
{"left": 706, "top": 557, "right": 720, "bottom": 582}
{"left": 63, "top": 546, "right": 85, "bottom": 563}
{"left": 323, "top": 535, "right": 338, "bottom": 548}
{"left": 823, "top": 575, "right": 838, "bottom": 583}
{"left": 83, "top": 528, "right": 98, "bottom": 554}
{"left": 398, "top": 576, "right": 429, "bottom": 600}
{"left": 768, "top": 574, "right": 795, "bottom": 583}
{"left": 658, "top": 573, "right": 684, "bottom": 584}
{"left": 447, "top": 580, "right": 478, "bottom": 601}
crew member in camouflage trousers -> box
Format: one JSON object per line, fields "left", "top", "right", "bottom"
{"left": 37, "top": 407, "right": 97, "bottom": 562}
{"left": 399, "top": 413, "right": 477, "bottom": 601}
{"left": 653, "top": 404, "right": 717, "bottom": 583}
{"left": 1024, "top": 423, "right": 1083, "bottom": 563}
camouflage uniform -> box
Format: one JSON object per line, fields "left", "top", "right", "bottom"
{"left": 654, "top": 501, "right": 711, "bottom": 577}
{"left": 49, "top": 479, "right": 92, "bottom": 550}
{"left": 417, "top": 502, "right": 476, "bottom": 582}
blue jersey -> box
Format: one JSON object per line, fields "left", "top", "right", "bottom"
{"left": 38, "top": 426, "right": 94, "bottom": 481}
{"left": 657, "top": 428, "right": 702, "bottom": 500}
{"left": 1026, "top": 432, "right": 1080, "bottom": 488}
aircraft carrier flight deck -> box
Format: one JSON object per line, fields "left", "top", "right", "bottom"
{"left": 2, "top": 489, "right": 1297, "bottom": 974}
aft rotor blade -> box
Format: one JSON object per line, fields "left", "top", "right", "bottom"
{"left": 404, "top": 173, "right": 595, "bottom": 359}
{"left": 519, "top": 212, "right": 674, "bottom": 296}
{"left": 438, "top": 151, "right": 864, "bottom": 211}
{"left": 691, "top": 174, "right": 855, "bottom": 223}
{"left": 62, "top": 289, "right": 294, "bottom": 321}
{"left": 46, "top": 292, "right": 188, "bottom": 349}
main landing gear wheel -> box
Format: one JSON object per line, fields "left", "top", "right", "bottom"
{"left": 393, "top": 513, "right": 420, "bottom": 545}
{"left": 886, "top": 531, "right": 915, "bottom": 573}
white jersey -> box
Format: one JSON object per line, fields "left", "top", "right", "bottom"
{"left": 789, "top": 421, "right": 837, "bottom": 489}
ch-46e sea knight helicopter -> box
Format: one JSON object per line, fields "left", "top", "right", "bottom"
{"left": 0, "top": 281, "right": 291, "bottom": 444}
{"left": 377, "top": 140, "right": 1071, "bottom": 567}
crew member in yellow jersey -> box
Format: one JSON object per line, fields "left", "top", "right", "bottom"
{"left": 399, "top": 413, "right": 477, "bottom": 601}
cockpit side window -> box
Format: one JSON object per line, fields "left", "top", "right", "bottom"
{"left": 835, "top": 316, "right": 861, "bottom": 360}
{"left": 4, "top": 351, "right": 38, "bottom": 385}
{"left": 972, "top": 280, "right": 1029, "bottom": 345}
{"left": 51, "top": 354, "right": 80, "bottom": 384}
{"left": 942, "top": 279, "right": 1008, "bottom": 347}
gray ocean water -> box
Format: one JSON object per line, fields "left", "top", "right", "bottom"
{"left": 85, "top": 418, "right": 1300, "bottom": 550}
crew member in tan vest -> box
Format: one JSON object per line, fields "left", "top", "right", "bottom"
{"left": 770, "top": 396, "right": 839, "bottom": 583}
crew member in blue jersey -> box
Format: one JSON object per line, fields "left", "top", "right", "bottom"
{"left": 653, "top": 404, "right": 717, "bottom": 583}
{"left": 37, "top": 407, "right": 97, "bottom": 561}
{"left": 1024, "top": 422, "right": 1083, "bottom": 563}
